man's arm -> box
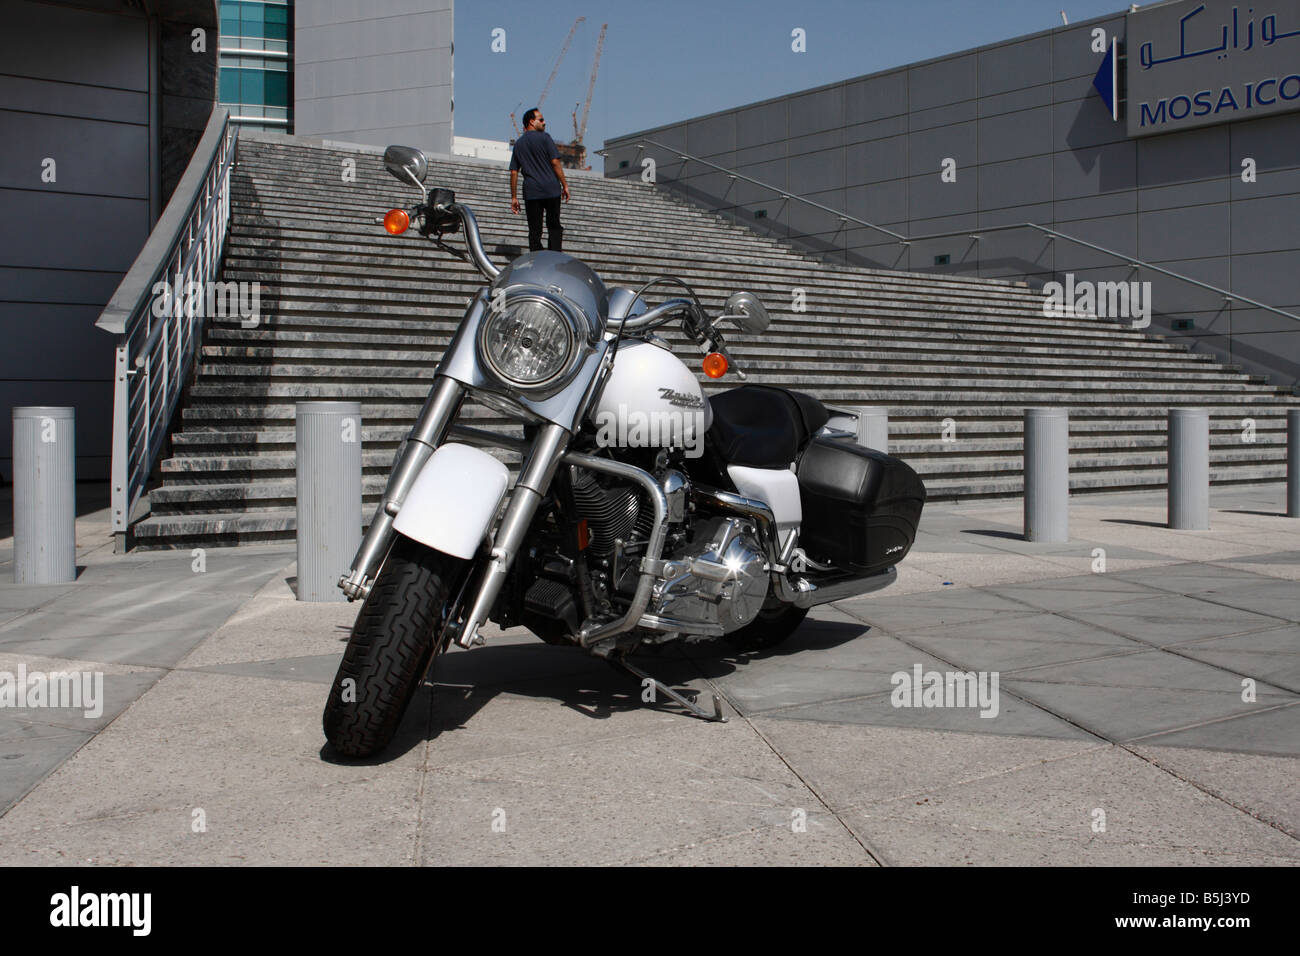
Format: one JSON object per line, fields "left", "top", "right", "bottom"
{"left": 551, "top": 159, "right": 570, "bottom": 202}
{"left": 510, "top": 169, "right": 520, "bottom": 214}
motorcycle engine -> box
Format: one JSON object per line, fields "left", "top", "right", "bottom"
{"left": 649, "top": 515, "right": 769, "bottom": 634}
{"left": 569, "top": 468, "right": 769, "bottom": 636}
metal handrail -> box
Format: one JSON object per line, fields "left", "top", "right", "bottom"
{"left": 96, "top": 109, "right": 239, "bottom": 550}
{"left": 627, "top": 138, "right": 1300, "bottom": 329}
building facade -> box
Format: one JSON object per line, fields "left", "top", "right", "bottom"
{"left": 218, "top": 0, "right": 291, "bottom": 132}
{"left": 217, "top": 0, "right": 454, "bottom": 154}
{"left": 0, "top": 0, "right": 218, "bottom": 482}
{"left": 293, "top": 0, "right": 453, "bottom": 154}
{"left": 603, "top": 0, "right": 1300, "bottom": 388}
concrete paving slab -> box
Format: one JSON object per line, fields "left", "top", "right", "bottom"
{"left": 187, "top": 653, "right": 343, "bottom": 685}
{"left": 1172, "top": 637, "right": 1300, "bottom": 694}
{"left": 1004, "top": 681, "right": 1296, "bottom": 745}
{"left": 984, "top": 575, "right": 1166, "bottom": 612}
{"left": 1129, "top": 742, "right": 1300, "bottom": 836}
{"left": 1188, "top": 579, "right": 1300, "bottom": 624}
{"left": 906, "top": 608, "right": 1151, "bottom": 645}
{"left": 1007, "top": 648, "right": 1297, "bottom": 694}
{"left": 1065, "top": 593, "right": 1285, "bottom": 645}
{"left": 1067, "top": 523, "right": 1265, "bottom": 561}
{"left": 904, "top": 632, "right": 1143, "bottom": 673}
{"left": 1111, "top": 562, "right": 1289, "bottom": 595}
{"left": 625, "top": 817, "right": 876, "bottom": 865}
{"left": 843, "top": 813, "right": 1300, "bottom": 866}
{"left": 2, "top": 772, "right": 426, "bottom": 866}
{"left": 748, "top": 719, "right": 1106, "bottom": 810}
{"left": 411, "top": 689, "right": 689, "bottom": 772}
{"left": 1218, "top": 558, "right": 1300, "bottom": 583}
{"left": 0, "top": 651, "right": 165, "bottom": 733}
{"left": 0, "top": 670, "right": 423, "bottom": 831}
{"left": 1127, "top": 701, "right": 1300, "bottom": 756}
{"left": 834, "top": 587, "right": 1036, "bottom": 632}
{"left": 415, "top": 772, "right": 812, "bottom": 867}
{"left": 0, "top": 585, "right": 78, "bottom": 613}
{"left": 895, "top": 551, "right": 1083, "bottom": 588}
{"left": 760, "top": 688, "right": 1093, "bottom": 740}
{"left": 0, "top": 720, "right": 93, "bottom": 815}
{"left": 845, "top": 745, "right": 1300, "bottom": 865}
{"left": 0, "top": 623, "right": 221, "bottom": 669}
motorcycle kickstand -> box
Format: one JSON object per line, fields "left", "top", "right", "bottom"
{"left": 613, "top": 658, "right": 728, "bottom": 723}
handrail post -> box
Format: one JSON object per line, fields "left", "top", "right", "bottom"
{"left": 96, "top": 109, "right": 239, "bottom": 552}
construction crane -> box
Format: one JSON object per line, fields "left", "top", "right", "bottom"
{"left": 512, "top": 17, "right": 585, "bottom": 136}
{"left": 559, "top": 22, "right": 606, "bottom": 170}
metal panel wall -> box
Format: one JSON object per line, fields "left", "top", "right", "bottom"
{"left": 293, "top": 0, "right": 454, "bottom": 154}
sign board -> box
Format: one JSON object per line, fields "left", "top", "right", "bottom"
{"left": 1126, "top": 0, "right": 1300, "bottom": 137}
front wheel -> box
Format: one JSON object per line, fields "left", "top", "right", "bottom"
{"left": 323, "top": 535, "right": 466, "bottom": 758}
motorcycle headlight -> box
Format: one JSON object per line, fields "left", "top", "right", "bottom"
{"left": 478, "top": 293, "right": 579, "bottom": 389}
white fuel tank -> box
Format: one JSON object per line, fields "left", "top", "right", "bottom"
{"left": 593, "top": 340, "right": 712, "bottom": 452}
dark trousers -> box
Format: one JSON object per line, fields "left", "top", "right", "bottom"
{"left": 525, "top": 196, "right": 563, "bottom": 252}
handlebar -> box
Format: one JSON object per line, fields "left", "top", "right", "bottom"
{"left": 441, "top": 202, "right": 500, "bottom": 281}
{"left": 409, "top": 193, "right": 750, "bottom": 378}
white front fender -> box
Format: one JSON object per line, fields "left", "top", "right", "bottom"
{"left": 391, "top": 443, "right": 509, "bottom": 559}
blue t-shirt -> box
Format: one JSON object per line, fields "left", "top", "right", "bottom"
{"left": 510, "top": 130, "right": 562, "bottom": 200}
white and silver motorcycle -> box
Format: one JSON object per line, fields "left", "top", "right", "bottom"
{"left": 323, "top": 146, "right": 926, "bottom": 757}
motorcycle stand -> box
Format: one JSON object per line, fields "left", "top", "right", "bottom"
{"left": 612, "top": 657, "right": 728, "bottom": 723}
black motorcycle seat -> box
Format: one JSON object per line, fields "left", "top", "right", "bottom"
{"left": 706, "top": 385, "right": 830, "bottom": 468}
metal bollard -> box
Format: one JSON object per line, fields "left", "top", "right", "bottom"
{"left": 296, "top": 402, "right": 362, "bottom": 601}
{"left": 1288, "top": 408, "right": 1299, "bottom": 519}
{"left": 13, "top": 407, "right": 76, "bottom": 584}
{"left": 855, "top": 407, "right": 889, "bottom": 452}
{"left": 1023, "top": 407, "right": 1069, "bottom": 542}
{"left": 1168, "top": 408, "right": 1210, "bottom": 530}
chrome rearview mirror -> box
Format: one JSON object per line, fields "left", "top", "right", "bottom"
{"left": 721, "top": 291, "right": 770, "bottom": 334}
{"left": 383, "top": 145, "right": 428, "bottom": 189}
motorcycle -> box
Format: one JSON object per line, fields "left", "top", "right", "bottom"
{"left": 322, "top": 145, "right": 927, "bottom": 758}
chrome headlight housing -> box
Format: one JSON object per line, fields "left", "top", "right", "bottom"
{"left": 477, "top": 291, "right": 583, "bottom": 390}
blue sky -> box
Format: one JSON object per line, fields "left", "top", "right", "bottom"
{"left": 454, "top": 0, "right": 1131, "bottom": 164}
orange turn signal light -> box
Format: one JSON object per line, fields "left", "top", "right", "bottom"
{"left": 702, "top": 352, "right": 729, "bottom": 378}
{"left": 383, "top": 208, "right": 410, "bottom": 234}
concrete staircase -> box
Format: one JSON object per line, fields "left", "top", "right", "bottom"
{"left": 132, "top": 131, "right": 1299, "bottom": 548}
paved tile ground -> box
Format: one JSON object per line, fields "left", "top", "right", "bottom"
{"left": 0, "top": 483, "right": 1295, "bottom": 865}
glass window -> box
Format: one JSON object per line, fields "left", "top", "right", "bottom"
{"left": 241, "top": 68, "right": 265, "bottom": 105}
{"left": 265, "top": 5, "right": 289, "bottom": 41}
{"left": 220, "top": 2, "right": 240, "bottom": 37}
{"left": 264, "top": 70, "right": 289, "bottom": 108}
{"left": 219, "top": 68, "right": 240, "bottom": 103}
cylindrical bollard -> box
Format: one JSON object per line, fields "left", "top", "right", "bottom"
{"left": 855, "top": 407, "right": 889, "bottom": 452}
{"left": 296, "top": 402, "right": 362, "bottom": 601}
{"left": 1168, "top": 407, "right": 1210, "bottom": 530}
{"left": 1023, "top": 407, "right": 1069, "bottom": 542}
{"left": 13, "top": 407, "right": 76, "bottom": 584}
{"left": 1288, "top": 408, "right": 1299, "bottom": 518}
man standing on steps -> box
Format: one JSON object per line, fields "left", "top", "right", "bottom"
{"left": 509, "top": 108, "right": 570, "bottom": 252}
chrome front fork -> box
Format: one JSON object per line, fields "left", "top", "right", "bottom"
{"left": 338, "top": 376, "right": 465, "bottom": 601}
{"left": 453, "top": 422, "right": 570, "bottom": 647}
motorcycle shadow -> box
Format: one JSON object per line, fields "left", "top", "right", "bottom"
{"left": 323, "top": 617, "right": 870, "bottom": 763}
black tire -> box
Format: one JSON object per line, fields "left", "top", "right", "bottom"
{"left": 323, "top": 535, "right": 466, "bottom": 758}
{"left": 722, "top": 603, "right": 809, "bottom": 652}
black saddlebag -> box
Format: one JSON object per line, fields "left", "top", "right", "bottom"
{"left": 796, "top": 436, "right": 926, "bottom": 574}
